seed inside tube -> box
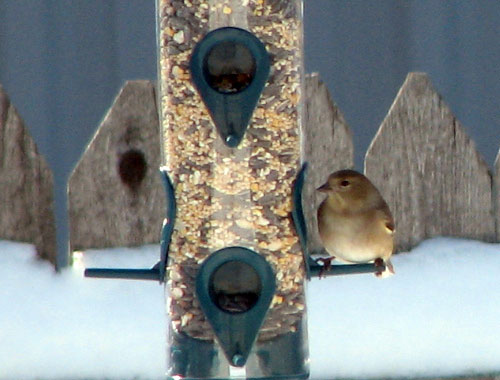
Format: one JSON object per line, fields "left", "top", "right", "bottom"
{"left": 171, "top": 287, "right": 183, "bottom": 300}
{"left": 158, "top": 0, "right": 305, "bottom": 341}
{"left": 173, "top": 30, "right": 185, "bottom": 44}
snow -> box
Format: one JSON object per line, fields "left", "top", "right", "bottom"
{"left": 308, "top": 237, "right": 500, "bottom": 379}
{"left": 0, "top": 242, "right": 165, "bottom": 380}
{"left": 1, "top": 237, "right": 499, "bottom": 379}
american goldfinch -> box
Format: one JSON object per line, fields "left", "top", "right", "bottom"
{"left": 316, "top": 169, "right": 395, "bottom": 277}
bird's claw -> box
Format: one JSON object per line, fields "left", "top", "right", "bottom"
{"left": 374, "top": 258, "right": 385, "bottom": 277}
{"left": 374, "top": 258, "right": 395, "bottom": 277}
{"left": 315, "top": 257, "right": 334, "bottom": 278}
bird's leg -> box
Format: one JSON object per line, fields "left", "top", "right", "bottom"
{"left": 315, "top": 257, "right": 334, "bottom": 278}
{"left": 374, "top": 258, "right": 385, "bottom": 277}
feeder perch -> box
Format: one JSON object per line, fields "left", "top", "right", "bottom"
{"left": 84, "top": 168, "right": 175, "bottom": 282}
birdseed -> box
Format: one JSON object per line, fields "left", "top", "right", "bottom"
{"left": 158, "top": 0, "right": 305, "bottom": 341}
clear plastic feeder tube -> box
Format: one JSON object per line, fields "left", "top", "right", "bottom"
{"left": 157, "top": 0, "right": 307, "bottom": 378}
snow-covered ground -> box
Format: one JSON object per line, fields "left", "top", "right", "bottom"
{"left": 1, "top": 237, "right": 499, "bottom": 379}
{"left": 309, "top": 238, "right": 500, "bottom": 379}
{"left": 0, "top": 243, "right": 165, "bottom": 380}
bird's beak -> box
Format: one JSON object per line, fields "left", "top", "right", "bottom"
{"left": 317, "top": 183, "right": 331, "bottom": 193}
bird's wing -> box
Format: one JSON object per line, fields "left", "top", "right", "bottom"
{"left": 377, "top": 202, "right": 395, "bottom": 235}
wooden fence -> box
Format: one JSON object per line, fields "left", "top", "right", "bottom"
{"left": 303, "top": 72, "right": 499, "bottom": 255}
{"left": 0, "top": 84, "right": 56, "bottom": 262}
{"left": 67, "top": 81, "right": 165, "bottom": 255}
{"left": 1, "top": 73, "right": 499, "bottom": 264}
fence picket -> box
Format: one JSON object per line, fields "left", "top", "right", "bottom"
{"left": 495, "top": 150, "right": 500, "bottom": 241}
{"left": 303, "top": 73, "right": 354, "bottom": 255}
{"left": 0, "top": 84, "right": 56, "bottom": 263}
{"left": 68, "top": 80, "right": 165, "bottom": 253}
{"left": 365, "top": 72, "right": 495, "bottom": 252}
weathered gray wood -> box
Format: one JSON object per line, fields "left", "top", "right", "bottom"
{"left": 68, "top": 80, "right": 165, "bottom": 253}
{"left": 0, "top": 84, "right": 57, "bottom": 263}
{"left": 365, "top": 72, "right": 495, "bottom": 251}
{"left": 303, "top": 73, "right": 354, "bottom": 254}
{"left": 495, "top": 149, "right": 500, "bottom": 241}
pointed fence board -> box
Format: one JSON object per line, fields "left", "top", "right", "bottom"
{"left": 495, "top": 149, "right": 500, "bottom": 241}
{"left": 0, "top": 84, "right": 56, "bottom": 263}
{"left": 68, "top": 80, "right": 165, "bottom": 253}
{"left": 303, "top": 73, "right": 354, "bottom": 255}
{"left": 365, "top": 72, "right": 495, "bottom": 251}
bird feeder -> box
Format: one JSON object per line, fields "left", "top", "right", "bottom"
{"left": 85, "top": 1, "right": 384, "bottom": 379}
{"left": 157, "top": 0, "right": 308, "bottom": 378}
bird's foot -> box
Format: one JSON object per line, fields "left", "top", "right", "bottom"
{"left": 374, "top": 258, "right": 395, "bottom": 278}
{"left": 374, "top": 258, "right": 385, "bottom": 277}
{"left": 315, "top": 257, "right": 334, "bottom": 278}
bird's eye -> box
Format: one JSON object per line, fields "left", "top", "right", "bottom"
{"left": 340, "top": 180, "right": 350, "bottom": 187}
